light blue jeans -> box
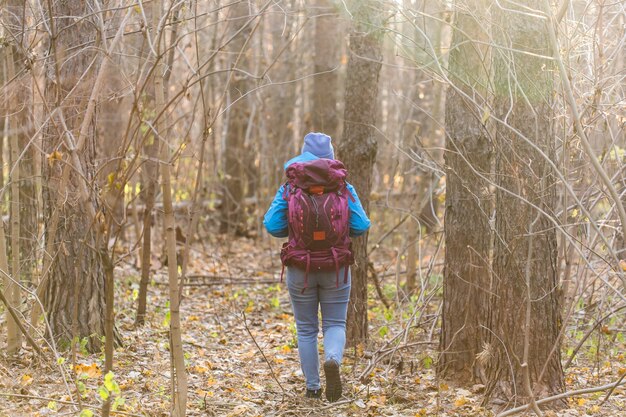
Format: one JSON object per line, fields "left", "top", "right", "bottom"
{"left": 287, "top": 266, "right": 351, "bottom": 391}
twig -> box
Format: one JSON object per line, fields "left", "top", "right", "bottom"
{"left": 564, "top": 304, "right": 626, "bottom": 369}
{"left": 368, "top": 214, "right": 410, "bottom": 255}
{"left": 521, "top": 215, "right": 543, "bottom": 416}
{"left": 496, "top": 379, "right": 626, "bottom": 417}
{"left": 0, "top": 284, "right": 45, "bottom": 357}
{"left": 368, "top": 262, "right": 391, "bottom": 309}
{"left": 599, "top": 371, "right": 626, "bottom": 406}
{"left": 241, "top": 311, "right": 288, "bottom": 398}
{"left": 544, "top": 0, "right": 626, "bottom": 291}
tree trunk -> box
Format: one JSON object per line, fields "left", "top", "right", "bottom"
{"left": 4, "top": 0, "right": 38, "bottom": 286}
{"left": 339, "top": 0, "right": 384, "bottom": 347}
{"left": 263, "top": 0, "right": 298, "bottom": 191}
{"left": 438, "top": 0, "right": 492, "bottom": 384}
{"left": 311, "top": 0, "right": 342, "bottom": 138}
{"left": 135, "top": 0, "right": 159, "bottom": 327}
{"left": 484, "top": 0, "right": 565, "bottom": 406}
{"left": 42, "top": 0, "right": 106, "bottom": 352}
{"left": 3, "top": 0, "right": 38, "bottom": 354}
{"left": 219, "top": 2, "right": 253, "bottom": 236}
{"left": 96, "top": 48, "right": 127, "bottom": 240}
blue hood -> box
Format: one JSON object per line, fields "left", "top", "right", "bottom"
{"left": 283, "top": 152, "right": 321, "bottom": 170}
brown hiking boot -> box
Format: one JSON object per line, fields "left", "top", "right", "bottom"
{"left": 323, "top": 359, "right": 342, "bottom": 402}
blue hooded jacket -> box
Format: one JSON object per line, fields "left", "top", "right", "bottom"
{"left": 263, "top": 152, "right": 371, "bottom": 238}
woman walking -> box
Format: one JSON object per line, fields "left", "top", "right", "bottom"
{"left": 263, "top": 132, "right": 370, "bottom": 402}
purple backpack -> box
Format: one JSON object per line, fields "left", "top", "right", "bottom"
{"left": 280, "top": 159, "right": 355, "bottom": 291}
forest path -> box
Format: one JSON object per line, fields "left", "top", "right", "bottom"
{"left": 0, "top": 236, "right": 623, "bottom": 416}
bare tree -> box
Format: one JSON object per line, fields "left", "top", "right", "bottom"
{"left": 311, "top": 0, "right": 342, "bottom": 138}
{"left": 339, "top": 0, "right": 384, "bottom": 346}
{"left": 484, "top": 0, "right": 565, "bottom": 406}
{"left": 134, "top": 0, "right": 160, "bottom": 327}
{"left": 219, "top": 1, "right": 254, "bottom": 236}
{"left": 41, "top": 0, "right": 106, "bottom": 352}
{"left": 439, "top": 0, "right": 492, "bottom": 383}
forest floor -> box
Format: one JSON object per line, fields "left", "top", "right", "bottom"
{"left": 1, "top": 235, "right": 626, "bottom": 416}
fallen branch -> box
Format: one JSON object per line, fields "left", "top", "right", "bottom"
{"left": 241, "top": 311, "right": 288, "bottom": 398}
{"left": 0, "top": 285, "right": 45, "bottom": 357}
{"left": 599, "top": 371, "right": 626, "bottom": 406}
{"left": 155, "top": 275, "right": 280, "bottom": 286}
{"left": 496, "top": 379, "right": 626, "bottom": 417}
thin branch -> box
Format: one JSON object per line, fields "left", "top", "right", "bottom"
{"left": 497, "top": 378, "right": 626, "bottom": 417}
{"left": 241, "top": 311, "right": 288, "bottom": 398}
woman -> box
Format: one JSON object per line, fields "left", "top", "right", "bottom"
{"left": 263, "top": 132, "right": 370, "bottom": 401}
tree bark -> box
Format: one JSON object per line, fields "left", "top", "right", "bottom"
{"left": 311, "top": 0, "right": 342, "bottom": 138}
{"left": 3, "top": 0, "right": 38, "bottom": 354}
{"left": 484, "top": 0, "right": 565, "bottom": 406}
{"left": 42, "top": 0, "right": 106, "bottom": 352}
{"left": 264, "top": 0, "right": 298, "bottom": 190}
{"left": 439, "top": 0, "right": 492, "bottom": 384}
{"left": 339, "top": 0, "right": 384, "bottom": 347}
{"left": 219, "top": 2, "right": 253, "bottom": 236}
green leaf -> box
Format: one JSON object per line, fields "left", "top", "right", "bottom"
{"left": 379, "top": 326, "right": 389, "bottom": 338}
{"left": 79, "top": 410, "right": 94, "bottom": 417}
{"left": 423, "top": 356, "right": 433, "bottom": 369}
{"left": 57, "top": 357, "right": 66, "bottom": 365}
{"left": 104, "top": 371, "right": 120, "bottom": 394}
{"left": 47, "top": 401, "right": 57, "bottom": 411}
{"left": 98, "top": 386, "right": 110, "bottom": 401}
{"left": 112, "top": 396, "right": 126, "bottom": 411}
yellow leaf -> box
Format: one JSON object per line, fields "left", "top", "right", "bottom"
{"left": 439, "top": 383, "right": 449, "bottom": 391}
{"left": 577, "top": 398, "right": 587, "bottom": 406}
{"left": 75, "top": 363, "right": 102, "bottom": 378}
{"left": 280, "top": 345, "right": 292, "bottom": 353}
{"left": 620, "top": 260, "right": 626, "bottom": 272}
{"left": 481, "top": 109, "right": 491, "bottom": 124}
{"left": 21, "top": 375, "right": 33, "bottom": 386}
{"left": 454, "top": 396, "right": 468, "bottom": 407}
{"left": 193, "top": 365, "right": 210, "bottom": 374}
{"left": 47, "top": 150, "right": 63, "bottom": 166}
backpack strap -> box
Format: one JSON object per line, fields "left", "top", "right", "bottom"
{"left": 302, "top": 251, "right": 311, "bottom": 294}
{"left": 340, "top": 183, "right": 355, "bottom": 203}
{"left": 331, "top": 247, "right": 340, "bottom": 288}
{"left": 282, "top": 182, "right": 291, "bottom": 200}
